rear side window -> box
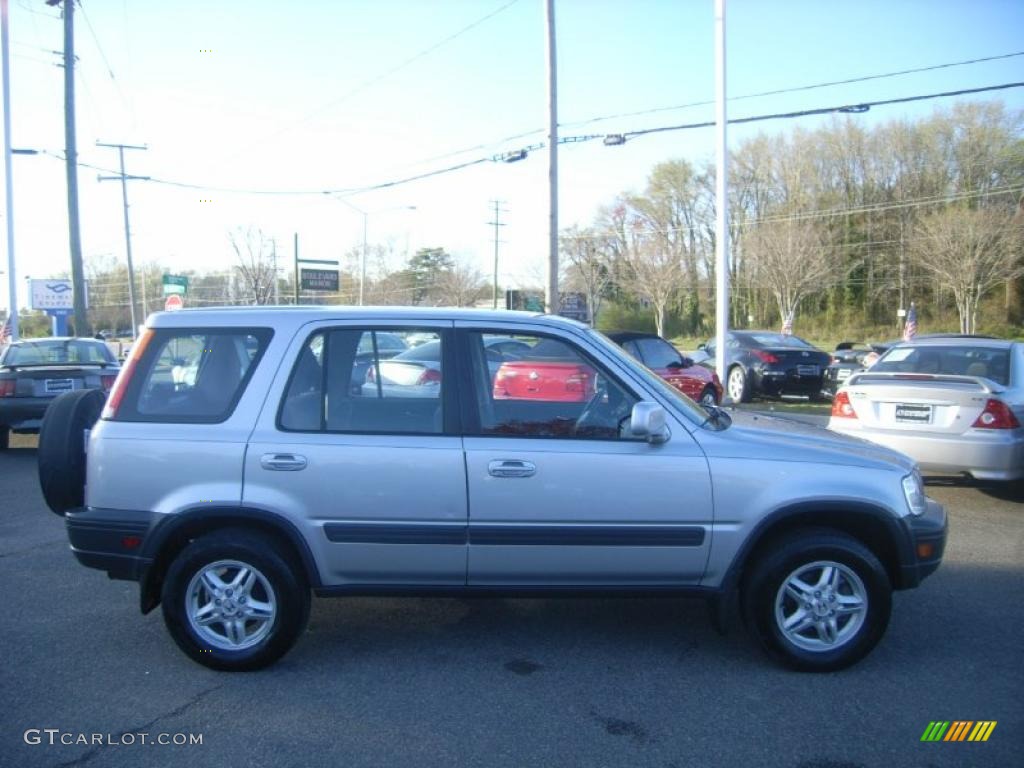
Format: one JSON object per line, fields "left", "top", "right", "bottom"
{"left": 118, "top": 328, "right": 272, "bottom": 422}
{"left": 279, "top": 328, "right": 445, "bottom": 434}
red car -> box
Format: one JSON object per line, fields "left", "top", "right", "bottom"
{"left": 493, "top": 339, "right": 596, "bottom": 402}
{"left": 605, "top": 331, "right": 722, "bottom": 407}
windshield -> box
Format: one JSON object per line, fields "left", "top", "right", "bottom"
{"left": 872, "top": 345, "right": 1010, "bottom": 385}
{"left": 590, "top": 329, "right": 709, "bottom": 426}
{"left": 3, "top": 339, "right": 114, "bottom": 366}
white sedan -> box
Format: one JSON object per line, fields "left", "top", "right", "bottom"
{"left": 828, "top": 337, "right": 1023, "bottom": 481}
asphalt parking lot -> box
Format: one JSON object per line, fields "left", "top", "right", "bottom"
{"left": 1, "top": 432, "right": 1021, "bottom": 768}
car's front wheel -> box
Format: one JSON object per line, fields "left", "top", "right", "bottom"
{"left": 743, "top": 530, "right": 891, "bottom": 672}
{"left": 699, "top": 387, "right": 719, "bottom": 408}
{"left": 161, "top": 529, "right": 310, "bottom": 671}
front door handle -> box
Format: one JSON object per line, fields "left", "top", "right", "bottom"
{"left": 260, "top": 453, "right": 308, "bottom": 471}
{"left": 488, "top": 459, "right": 536, "bottom": 478}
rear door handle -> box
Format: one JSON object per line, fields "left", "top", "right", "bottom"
{"left": 260, "top": 453, "right": 308, "bottom": 471}
{"left": 488, "top": 459, "right": 536, "bottom": 478}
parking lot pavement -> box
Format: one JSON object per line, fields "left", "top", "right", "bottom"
{"left": 1, "top": 435, "right": 1021, "bottom": 768}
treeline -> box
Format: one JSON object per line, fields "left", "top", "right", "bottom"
{"left": 561, "top": 101, "right": 1024, "bottom": 339}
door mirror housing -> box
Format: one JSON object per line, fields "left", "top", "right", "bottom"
{"left": 630, "top": 402, "right": 669, "bottom": 444}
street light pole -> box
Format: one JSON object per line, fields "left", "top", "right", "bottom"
{"left": 360, "top": 211, "right": 368, "bottom": 306}
{"left": 1, "top": 0, "right": 18, "bottom": 340}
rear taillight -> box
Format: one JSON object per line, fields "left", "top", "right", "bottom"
{"left": 752, "top": 350, "right": 779, "bottom": 364}
{"left": 416, "top": 368, "right": 442, "bottom": 385}
{"left": 831, "top": 391, "right": 857, "bottom": 419}
{"left": 971, "top": 399, "right": 1020, "bottom": 430}
{"left": 0, "top": 379, "right": 14, "bottom": 397}
{"left": 100, "top": 374, "right": 117, "bottom": 392}
{"left": 102, "top": 329, "right": 153, "bottom": 420}
{"left": 565, "top": 368, "right": 593, "bottom": 393}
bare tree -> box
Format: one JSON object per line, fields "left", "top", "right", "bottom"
{"left": 614, "top": 210, "right": 683, "bottom": 337}
{"left": 229, "top": 227, "right": 277, "bottom": 305}
{"left": 560, "top": 225, "right": 612, "bottom": 325}
{"left": 910, "top": 206, "right": 1024, "bottom": 334}
{"left": 433, "top": 260, "right": 488, "bottom": 307}
{"left": 747, "top": 215, "right": 837, "bottom": 326}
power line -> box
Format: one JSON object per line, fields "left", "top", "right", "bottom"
{"left": 218, "top": 0, "right": 522, "bottom": 166}
{"left": 35, "top": 82, "right": 1024, "bottom": 198}
{"left": 563, "top": 50, "right": 1024, "bottom": 128}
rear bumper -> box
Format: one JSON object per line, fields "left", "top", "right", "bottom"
{"left": 65, "top": 507, "right": 158, "bottom": 580}
{"left": 755, "top": 370, "right": 824, "bottom": 397}
{"left": 828, "top": 423, "right": 1024, "bottom": 481}
{"left": 0, "top": 397, "right": 54, "bottom": 429}
{"left": 898, "top": 498, "right": 947, "bottom": 588}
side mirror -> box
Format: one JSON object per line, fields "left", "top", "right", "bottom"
{"left": 697, "top": 343, "right": 707, "bottom": 351}
{"left": 630, "top": 402, "right": 670, "bottom": 444}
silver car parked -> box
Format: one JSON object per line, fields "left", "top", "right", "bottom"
{"left": 39, "top": 307, "right": 947, "bottom": 673}
{"left": 828, "top": 337, "right": 1023, "bottom": 481}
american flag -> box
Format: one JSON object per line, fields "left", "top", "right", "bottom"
{"left": 0, "top": 316, "right": 12, "bottom": 345}
{"left": 781, "top": 308, "right": 795, "bottom": 336}
{"left": 903, "top": 303, "right": 918, "bottom": 342}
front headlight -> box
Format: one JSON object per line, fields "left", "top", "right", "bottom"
{"left": 902, "top": 471, "right": 927, "bottom": 516}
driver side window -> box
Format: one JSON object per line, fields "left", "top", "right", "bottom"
{"left": 465, "top": 331, "right": 641, "bottom": 440}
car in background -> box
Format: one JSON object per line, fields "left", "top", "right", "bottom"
{"left": 604, "top": 331, "right": 722, "bottom": 407}
{"left": 492, "top": 337, "right": 598, "bottom": 402}
{"left": 364, "top": 335, "right": 532, "bottom": 398}
{"left": 0, "top": 337, "right": 119, "bottom": 449}
{"left": 700, "top": 331, "right": 832, "bottom": 403}
{"left": 350, "top": 331, "right": 409, "bottom": 394}
{"left": 823, "top": 342, "right": 887, "bottom": 397}
{"left": 828, "top": 337, "right": 1022, "bottom": 481}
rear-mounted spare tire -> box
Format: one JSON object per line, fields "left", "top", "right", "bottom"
{"left": 38, "top": 388, "right": 106, "bottom": 516}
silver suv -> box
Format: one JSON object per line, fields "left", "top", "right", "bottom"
{"left": 39, "top": 307, "right": 947, "bottom": 672}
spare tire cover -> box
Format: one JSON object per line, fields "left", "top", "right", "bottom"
{"left": 38, "top": 389, "right": 106, "bottom": 516}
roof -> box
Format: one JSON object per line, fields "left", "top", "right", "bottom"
{"left": 602, "top": 330, "right": 661, "bottom": 342}
{"left": 146, "top": 305, "right": 585, "bottom": 329}
{"left": 892, "top": 336, "right": 1015, "bottom": 349}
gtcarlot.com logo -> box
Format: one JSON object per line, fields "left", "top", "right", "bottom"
{"left": 921, "top": 721, "right": 997, "bottom": 742}
{"left": 24, "top": 729, "right": 203, "bottom": 747}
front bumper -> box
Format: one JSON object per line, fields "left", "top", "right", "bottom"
{"left": 897, "top": 497, "right": 947, "bottom": 589}
{"left": 65, "top": 507, "right": 159, "bottom": 581}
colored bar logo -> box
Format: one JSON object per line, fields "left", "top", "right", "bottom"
{"left": 921, "top": 721, "right": 996, "bottom": 742}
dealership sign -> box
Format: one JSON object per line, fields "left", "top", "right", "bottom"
{"left": 300, "top": 268, "right": 339, "bottom": 292}
{"left": 29, "top": 279, "right": 88, "bottom": 311}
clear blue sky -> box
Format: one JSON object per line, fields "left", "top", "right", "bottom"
{"left": 3, "top": 0, "right": 1023, "bottom": 311}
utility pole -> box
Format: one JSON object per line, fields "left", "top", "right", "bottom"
{"left": 488, "top": 200, "right": 506, "bottom": 309}
{"left": 713, "top": 0, "right": 731, "bottom": 396}
{"left": 544, "top": 0, "right": 559, "bottom": 315}
{"left": 56, "top": 0, "right": 87, "bottom": 334}
{"left": 97, "top": 142, "right": 148, "bottom": 338}
{"left": 272, "top": 238, "right": 279, "bottom": 305}
{"left": 2, "top": 0, "right": 18, "bottom": 340}
{"left": 293, "top": 233, "right": 299, "bottom": 304}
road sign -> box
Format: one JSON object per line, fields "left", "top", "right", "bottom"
{"left": 165, "top": 294, "right": 184, "bottom": 311}
{"left": 300, "top": 268, "right": 339, "bottom": 292}
{"left": 559, "top": 292, "right": 589, "bottom": 322}
{"left": 162, "top": 274, "right": 189, "bottom": 296}
{"left": 506, "top": 289, "right": 544, "bottom": 312}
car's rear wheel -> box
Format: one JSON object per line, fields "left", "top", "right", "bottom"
{"left": 161, "top": 529, "right": 309, "bottom": 671}
{"left": 727, "top": 366, "right": 750, "bottom": 403}
{"left": 37, "top": 389, "right": 106, "bottom": 515}
{"left": 742, "top": 530, "right": 891, "bottom": 672}
{"left": 699, "top": 387, "right": 719, "bottom": 407}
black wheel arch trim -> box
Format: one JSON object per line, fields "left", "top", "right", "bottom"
{"left": 719, "top": 500, "right": 915, "bottom": 597}
{"left": 138, "top": 505, "right": 321, "bottom": 614}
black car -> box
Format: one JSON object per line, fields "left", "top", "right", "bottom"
{"left": 0, "top": 337, "right": 119, "bottom": 449}
{"left": 700, "top": 331, "right": 831, "bottom": 403}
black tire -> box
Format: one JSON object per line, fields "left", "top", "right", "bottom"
{"left": 161, "top": 528, "right": 310, "bottom": 671}
{"left": 37, "top": 389, "right": 106, "bottom": 515}
{"left": 726, "top": 366, "right": 751, "bottom": 404}
{"left": 742, "top": 529, "right": 891, "bottom": 672}
{"left": 0, "top": 426, "right": 9, "bottom": 451}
